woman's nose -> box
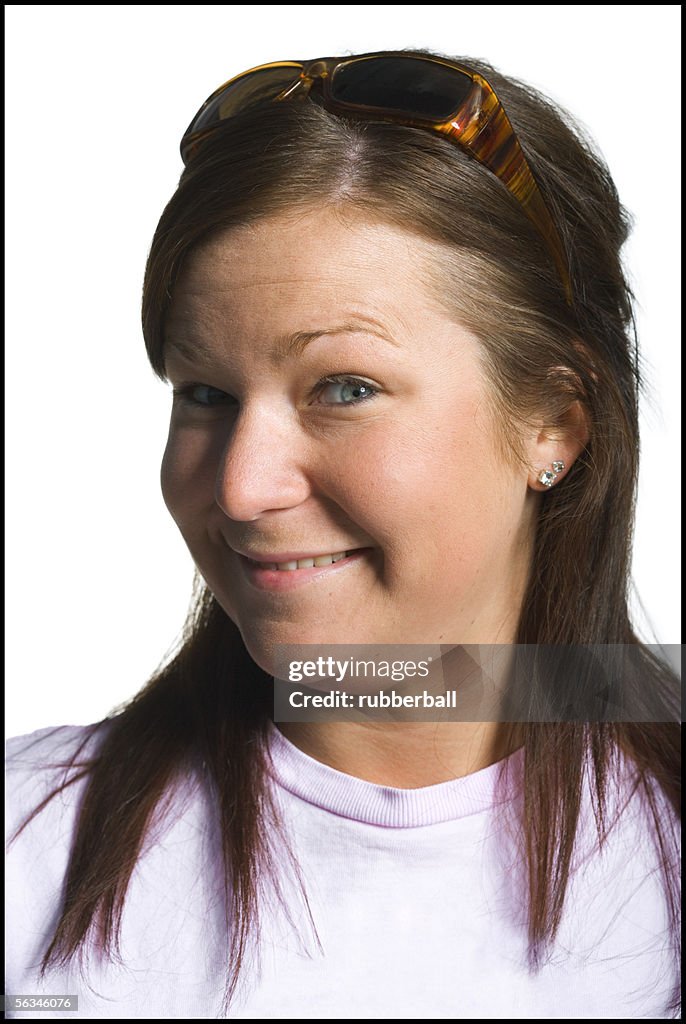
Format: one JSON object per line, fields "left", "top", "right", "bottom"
{"left": 213, "top": 404, "right": 311, "bottom": 521}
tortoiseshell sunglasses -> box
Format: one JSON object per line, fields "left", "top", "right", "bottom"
{"left": 181, "top": 51, "right": 572, "bottom": 304}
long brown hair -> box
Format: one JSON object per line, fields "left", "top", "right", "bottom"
{"left": 10, "top": 49, "right": 680, "bottom": 1015}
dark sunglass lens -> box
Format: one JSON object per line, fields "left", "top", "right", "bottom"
{"left": 187, "top": 66, "right": 302, "bottom": 136}
{"left": 331, "top": 57, "right": 472, "bottom": 120}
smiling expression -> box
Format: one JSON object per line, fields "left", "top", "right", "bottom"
{"left": 160, "top": 206, "right": 541, "bottom": 674}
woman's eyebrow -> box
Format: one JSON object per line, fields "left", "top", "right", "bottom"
{"left": 165, "top": 318, "right": 401, "bottom": 364}
{"left": 272, "top": 320, "right": 400, "bottom": 361}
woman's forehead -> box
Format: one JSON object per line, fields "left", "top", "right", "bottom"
{"left": 175, "top": 207, "right": 452, "bottom": 288}
{"left": 167, "top": 208, "right": 466, "bottom": 347}
{"left": 164, "top": 225, "right": 482, "bottom": 377}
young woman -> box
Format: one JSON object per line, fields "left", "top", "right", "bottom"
{"left": 7, "top": 49, "right": 680, "bottom": 1019}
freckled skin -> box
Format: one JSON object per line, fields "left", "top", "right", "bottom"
{"left": 161, "top": 206, "right": 543, "bottom": 678}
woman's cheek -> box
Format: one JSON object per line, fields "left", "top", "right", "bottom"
{"left": 160, "top": 426, "right": 212, "bottom": 523}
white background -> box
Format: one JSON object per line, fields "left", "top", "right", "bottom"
{"left": 6, "top": 5, "right": 681, "bottom": 738}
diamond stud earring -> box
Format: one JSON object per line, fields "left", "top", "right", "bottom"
{"left": 538, "top": 460, "right": 566, "bottom": 488}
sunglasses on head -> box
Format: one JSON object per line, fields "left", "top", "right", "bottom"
{"left": 180, "top": 51, "right": 572, "bottom": 304}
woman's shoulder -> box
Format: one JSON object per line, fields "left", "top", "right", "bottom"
{"left": 6, "top": 721, "right": 113, "bottom": 839}
{"left": 567, "top": 741, "right": 680, "bottom": 886}
{"left": 599, "top": 744, "right": 678, "bottom": 844}
{"left": 7, "top": 721, "right": 112, "bottom": 780}
{"left": 7, "top": 721, "right": 108, "bottom": 761}
{"left": 562, "top": 744, "right": 680, "bottom": 971}
{"left": 6, "top": 718, "right": 210, "bottom": 854}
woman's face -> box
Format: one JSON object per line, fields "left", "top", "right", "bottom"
{"left": 161, "top": 207, "right": 541, "bottom": 672}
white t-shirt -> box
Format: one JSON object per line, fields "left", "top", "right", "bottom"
{"left": 6, "top": 721, "right": 679, "bottom": 1018}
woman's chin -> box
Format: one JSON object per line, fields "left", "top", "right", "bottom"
{"left": 240, "top": 627, "right": 357, "bottom": 680}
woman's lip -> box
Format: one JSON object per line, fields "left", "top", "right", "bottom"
{"left": 235, "top": 547, "right": 365, "bottom": 564}
{"left": 236, "top": 548, "right": 374, "bottom": 591}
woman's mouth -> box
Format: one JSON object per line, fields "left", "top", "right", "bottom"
{"left": 236, "top": 547, "right": 374, "bottom": 591}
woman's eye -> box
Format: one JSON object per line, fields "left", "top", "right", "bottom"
{"left": 314, "top": 376, "right": 378, "bottom": 406}
{"left": 172, "top": 383, "right": 233, "bottom": 408}
{"left": 171, "top": 375, "right": 379, "bottom": 411}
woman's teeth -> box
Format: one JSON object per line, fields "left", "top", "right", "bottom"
{"left": 255, "top": 550, "right": 358, "bottom": 571}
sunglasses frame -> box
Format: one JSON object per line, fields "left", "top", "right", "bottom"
{"left": 181, "top": 52, "right": 572, "bottom": 304}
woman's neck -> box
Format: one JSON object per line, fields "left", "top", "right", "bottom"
{"left": 275, "top": 719, "right": 522, "bottom": 788}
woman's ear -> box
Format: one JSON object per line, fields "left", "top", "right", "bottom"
{"left": 526, "top": 398, "right": 591, "bottom": 491}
